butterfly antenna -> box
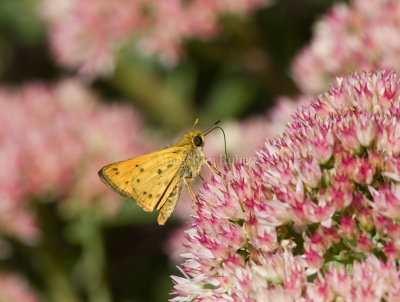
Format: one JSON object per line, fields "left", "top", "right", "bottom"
{"left": 192, "top": 118, "right": 200, "bottom": 130}
{"left": 202, "top": 120, "right": 220, "bottom": 134}
{"left": 204, "top": 125, "right": 229, "bottom": 167}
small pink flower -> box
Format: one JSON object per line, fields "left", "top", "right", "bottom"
{"left": 384, "top": 242, "right": 400, "bottom": 260}
{"left": 327, "top": 265, "right": 351, "bottom": 297}
{"left": 340, "top": 216, "right": 358, "bottom": 238}
{"left": 370, "top": 184, "right": 400, "bottom": 219}
{"left": 0, "top": 272, "right": 39, "bottom": 302}
{"left": 303, "top": 247, "right": 324, "bottom": 271}
{"left": 386, "top": 221, "right": 400, "bottom": 240}
{"left": 358, "top": 208, "right": 374, "bottom": 232}
{"left": 244, "top": 214, "right": 277, "bottom": 251}
{"left": 349, "top": 156, "right": 374, "bottom": 185}
{"left": 299, "top": 157, "right": 321, "bottom": 188}
{"left": 382, "top": 156, "right": 400, "bottom": 181}
{"left": 356, "top": 234, "right": 373, "bottom": 252}
{"left": 306, "top": 278, "right": 335, "bottom": 302}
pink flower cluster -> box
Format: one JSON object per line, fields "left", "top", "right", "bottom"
{"left": 172, "top": 71, "right": 400, "bottom": 301}
{"left": 0, "top": 79, "right": 147, "bottom": 241}
{"left": 292, "top": 0, "right": 400, "bottom": 94}
{"left": 0, "top": 272, "right": 39, "bottom": 302}
{"left": 42, "top": 0, "right": 270, "bottom": 76}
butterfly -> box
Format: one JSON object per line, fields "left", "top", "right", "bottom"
{"left": 98, "top": 119, "right": 224, "bottom": 225}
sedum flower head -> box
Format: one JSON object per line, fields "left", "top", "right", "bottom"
{"left": 0, "top": 272, "right": 39, "bottom": 302}
{"left": 41, "top": 0, "right": 270, "bottom": 76}
{"left": 292, "top": 0, "right": 400, "bottom": 94}
{"left": 0, "top": 79, "right": 147, "bottom": 241}
{"left": 172, "top": 71, "right": 400, "bottom": 301}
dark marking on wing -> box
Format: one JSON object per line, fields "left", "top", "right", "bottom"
{"left": 143, "top": 191, "right": 147, "bottom": 195}
{"left": 112, "top": 168, "right": 118, "bottom": 171}
{"left": 140, "top": 168, "right": 144, "bottom": 172}
{"left": 125, "top": 181, "right": 129, "bottom": 184}
{"left": 136, "top": 179, "right": 140, "bottom": 183}
{"left": 149, "top": 194, "right": 152, "bottom": 198}
{"left": 167, "top": 164, "right": 173, "bottom": 168}
{"left": 157, "top": 169, "right": 162, "bottom": 174}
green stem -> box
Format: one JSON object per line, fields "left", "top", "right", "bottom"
{"left": 222, "top": 16, "right": 300, "bottom": 97}
{"left": 111, "top": 52, "right": 196, "bottom": 130}
{"left": 78, "top": 214, "right": 112, "bottom": 302}
{"left": 35, "top": 203, "right": 82, "bottom": 302}
{"left": 37, "top": 248, "right": 83, "bottom": 302}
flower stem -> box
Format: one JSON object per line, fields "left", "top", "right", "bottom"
{"left": 76, "top": 213, "right": 112, "bottom": 302}
{"left": 111, "top": 51, "right": 196, "bottom": 130}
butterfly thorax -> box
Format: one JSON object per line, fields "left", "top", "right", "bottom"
{"left": 180, "top": 146, "right": 204, "bottom": 181}
{"left": 173, "top": 130, "right": 205, "bottom": 181}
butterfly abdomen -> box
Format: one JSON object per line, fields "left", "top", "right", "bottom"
{"left": 157, "top": 181, "right": 183, "bottom": 225}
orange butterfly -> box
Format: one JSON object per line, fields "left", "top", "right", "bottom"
{"left": 98, "top": 119, "right": 224, "bottom": 225}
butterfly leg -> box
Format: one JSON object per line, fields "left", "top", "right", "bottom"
{"left": 204, "top": 157, "right": 231, "bottom": 184}
{"left": 205, "top": 158, "right": 244, "bottom": 211}
{"left": 184, "top": 177, "right": 199, "bottom": 211}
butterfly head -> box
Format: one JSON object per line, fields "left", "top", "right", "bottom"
{"left": 177, "top": 119, "right": 223, "bottom": 148}
{"left": 182, "top": 130, "right": 205, "bottom": 148}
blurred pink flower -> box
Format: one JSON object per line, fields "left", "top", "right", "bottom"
{"left": 0, "top": 79, "right": 148, "bottom": 241}
{"left": 0, "top": 272, "right": 39, "bottom": 302}
{"left": 41, "top": 0, "right": 270, "bottom": 76}
{"left": 171, "top": 71, "right": 400, "bottom": 301}
{"left": 292, "top": 0, "right": 400, "bottom": 93}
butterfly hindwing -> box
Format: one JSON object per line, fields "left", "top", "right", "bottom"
{"left": 157, "top": 179, "right": 183, "bottom": 225}
{"left": 98, "top": 147, "right": 186, "bottom": 211}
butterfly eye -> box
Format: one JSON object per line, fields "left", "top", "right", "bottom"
{"left": 193, "top": 135, "right": 203, "bottom": 147}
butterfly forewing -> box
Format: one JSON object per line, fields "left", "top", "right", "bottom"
{"left": 98, "top": 147, "right": 185, "bottom": 212}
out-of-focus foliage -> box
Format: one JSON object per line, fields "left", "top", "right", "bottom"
{"left": 0, "top": 0, "right": 352, "bottom": 301}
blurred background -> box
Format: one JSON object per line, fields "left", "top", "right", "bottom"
{"left": 0, "top": 0, "right": 350, "bottom": 301}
